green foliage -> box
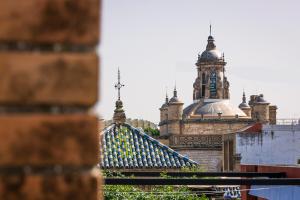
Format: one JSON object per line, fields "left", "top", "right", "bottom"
{"left": 103, "top": 170, "right": 208, "bottom": 200}
{"left": 181, "top": 165, "right": 205, "bottom": 173}
{"left": 104, "top": 185, "right": 208, "bottom": 200}
{"left": 144, "top": 127, "right": 160, "bottom": 136}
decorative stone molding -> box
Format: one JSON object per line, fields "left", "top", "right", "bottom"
{"left": 170, "top": 134, "right": 222, "bottom": 150}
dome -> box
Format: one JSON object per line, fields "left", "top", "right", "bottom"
{"left": 160, "top": 95, "right": 169, "bottom": 109}
{"left": 239, "top": 102, "right": 250, "bottom": 109}
{"left": 255, "top": 94, "right": 269, "bottom": 104}
{"left": 183, "top": 99, "right": 247, "bottom": 118}
{"left": 197, "top": 35, "right": 223, "bottom": 63}
{"left": 199, "top": 49, "right": 222, "bottom": 62}
{"left": 169, "top": 96, "right": 181, "bottom": 103}
{"left": 239, "top": 91, "right": 250, "bottom": 109}
{"left": 160, "top": 102, "right": 168, "bottom": 109}
{"left": 169, "top": 87, "right": 183, "bottom": 104}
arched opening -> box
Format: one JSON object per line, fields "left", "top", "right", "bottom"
{"left": 201, "top": 73, "right": 206, "bottom": 97}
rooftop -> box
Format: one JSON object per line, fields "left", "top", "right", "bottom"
{"left": 100, "top": 123, "right": 198, "bottom": 169}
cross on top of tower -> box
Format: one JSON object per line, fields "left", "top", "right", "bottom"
{"left": 113, "top": 68, "right": 126, "bottom": 124}
{"left": 114, "top": 68, "right": 125, "bottom": 101}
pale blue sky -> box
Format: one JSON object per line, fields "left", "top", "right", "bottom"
{"left": 96, "top": 0, "right": 300, "bottom": 123}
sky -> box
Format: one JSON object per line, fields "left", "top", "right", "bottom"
{"left": 96, "top": 0, "right": 300, "bottom": 124}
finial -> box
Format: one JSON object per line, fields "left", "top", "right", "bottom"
{"left": 165, "top": 87, "right": 169, "bottom": 103}
{"left": 242, "top": 89, "right": 246, "bottom": 103}
{"left": 209, "top": 23, "right": 212, "bottom": 36}
{"left": 173, "top": 82, "right": 177, "bottom": 97}
{"left": 115, "top": 68, "right": 125, "bottom": 101}
{"left": 113, "top": 68, "right": 126, "bottom": 124}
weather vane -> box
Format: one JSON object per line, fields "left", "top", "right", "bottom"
{"left": 114, "top": 68, "right": 124, "bottom": 100}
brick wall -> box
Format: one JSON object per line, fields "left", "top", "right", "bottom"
{"left": 177, "top": 149, "right": 223, "bottom": 171}
{"left": 182, "top": 122, "right": 248, "bottom": 135}
{"left": 0, "top": 1, "right": 102, "bottom": 199}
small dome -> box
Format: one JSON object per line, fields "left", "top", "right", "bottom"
{"left": 199, "top": 49, "right": 222, "bottom": 62}
{"left": 239, "top": 91, "right": 250, "bottom": 109}
{"left": 160, "top": 94, "right": 169, "bottom": 109}
{"left": 197, "top": 35, "right": 223, "bottom": 63}
{"left": 169, "top": 96, "right": 181, "bottom": 103}
{"left": 255, "top": 94, "right": 269, "bottom": 104}
{"left": 239, "top": 102, "right": 250, "bottom": 109}
{"left": 160, "top": 102, "right": 168, "bottom": 109}
{"left": 169, "top": 87, "right": 182, "bottom": 104}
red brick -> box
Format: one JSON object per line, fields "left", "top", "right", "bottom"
{"left": 0, "top": 52, "right": 98, "bottom": 107}
{"left": 0, "top": 0, "right": 100, "bottom": 46}
{"left": 0, "top": 171, "right": 102, "bottom": 200}
{"left": 0, "top": 114, "right": 99, "bottom": 166}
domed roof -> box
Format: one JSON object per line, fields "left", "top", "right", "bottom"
{"left": 169, "top": 87, "right": 183, "bottom": 104}
{"left": 239, "top": 91, "right": 250, "bottom": 109}
{"left": 239, "top": 102, "right": 250, "bottom": 109}
{"left": 160, "top": 94, "right": 169, "bottom": 109}
{"left": 197, "top": 35, "right": 223, "bottom": 63}
{"left": 255, "top": 94, "right": 269, "bottom": 104}
{"left": 183, "top": 99, "right": 247, "bottom": 118}
{"left": 161, "top": 102, "right": 168, "bottom": 109}
{"left": 199, "top": 49, "right": 222, "bottom": 62}
{"left": 169, "top": 96, "right": 181, "bottom": 103}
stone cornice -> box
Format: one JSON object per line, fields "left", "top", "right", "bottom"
{"left": 159, "top": 118, "right": 255, "bottom": 126}
{"left": 169, "top": 134, "right": 223, "bottom": 150}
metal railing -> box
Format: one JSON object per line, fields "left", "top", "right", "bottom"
{"left": 104, "top": 171, "right": 300, "bottom": 186}
{"left": 276, "top": 118, "right": 300, "bottom": 125}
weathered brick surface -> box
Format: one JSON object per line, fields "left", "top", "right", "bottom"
{"left": 0, "top": 52, "right": 98, "bottom": 106}
{"left": 0, "top": 172, "right": 102, "bottom": 200}
{"left": 0, "top": 0, "right": 100, "bottom": 45}
{"left": 0, "top": 114, "right": 99, "bottom": 166}
{"left": 177, "top": 149, "right": 223, "bottom": 172}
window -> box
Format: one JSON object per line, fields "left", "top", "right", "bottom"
{"left": 201, "top": 73, "right": 206, "bottom": 97}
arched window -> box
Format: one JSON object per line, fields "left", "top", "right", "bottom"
{"left": 201, "top": 73, "right": 206, "bottom": 97}
{"left": 210, "top": 70, "right": 217, "bottom": 98}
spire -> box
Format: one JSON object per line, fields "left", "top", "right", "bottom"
{"left": 113, "top": 68, "right": 126, "bottom": 124}
{"left": 239, "top": 90, "right": 250, "bottom": 109}
{"left": 173, "top": 84, "right": 177, "bottom": 98}
{"left": 242, "top": 90, "right": 246, "bottom": 103}
{"left": 115, "top": 68, "right": 124, "bottom": 101}
{"left": 206, "top": 24, "right": 216, "bottom": 51}
{"left": 165, "top": 90, "right": 169, "bottom": 103}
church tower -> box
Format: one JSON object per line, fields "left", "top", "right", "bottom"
{"left": 193, "top": 25, "right": 229, "bottom": 101}
{"left": 166, "top": 87, "right": 183, "bottom": 135}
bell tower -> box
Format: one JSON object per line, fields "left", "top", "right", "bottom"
{"left": 193, "top": 26, "right": 229, "bottom": 101}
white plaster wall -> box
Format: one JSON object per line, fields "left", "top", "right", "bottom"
{"left": 236, "top": 129, "right": 300, "bottom": 165}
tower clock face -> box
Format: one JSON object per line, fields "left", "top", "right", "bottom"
{"left": 210, "top": 70, "right": 217, "bottom": 98}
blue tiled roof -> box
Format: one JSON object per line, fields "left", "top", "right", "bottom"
{"left": 100, "top": 123, "right": 198, "bottom": 169}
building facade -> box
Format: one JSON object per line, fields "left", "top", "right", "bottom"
{"left": 223, "top": 123, "right": 300, "bottom": 172}
{"left": 159, "top": 31, "right": 277, "bottom": 171}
